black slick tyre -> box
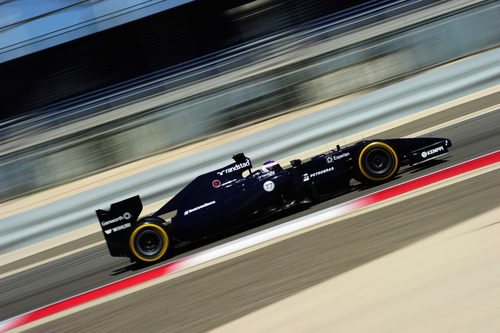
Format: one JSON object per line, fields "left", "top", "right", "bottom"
{"left": 358, "top": 142, "right": 399, "bottom": 182}
{"left": 129, "top": 218, "right": 170, "bottom": 264}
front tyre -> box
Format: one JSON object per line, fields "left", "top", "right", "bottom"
{"left": 358, "top": 142, "right": 399, "bottom": 182}
{"left": 129, "top": 219, "right": 170, "bottom": 264}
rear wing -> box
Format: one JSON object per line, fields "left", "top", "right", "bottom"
{"left": 96, "top": 195, "right": 143, "bottom": 257}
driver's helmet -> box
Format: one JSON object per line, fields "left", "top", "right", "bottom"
{"left": 261, "top": 160, "right": 281, "bottom": 173}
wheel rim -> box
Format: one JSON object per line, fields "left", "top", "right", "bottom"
{"left": 130, "top": 224, "right": 169, "bottom": 262}
{"left": 364, "top": 148, "right": 393, "bottom": 176}
{"left": 135, "top": 229, "right": 163, "bottom": 257}
{"left": 358, "top": 142, "right": 398, "bottom": 181}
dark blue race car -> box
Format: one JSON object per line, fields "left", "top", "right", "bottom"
{"left": 96, "top": 137, "right": 451, "bottom": 264}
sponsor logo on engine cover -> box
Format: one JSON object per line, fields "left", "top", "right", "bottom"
{"left": 263, "top": 180, "right": 275, "bottom": 192}
{"left": 310, "top": 167, "right": 334, "bottom": 178}
{"left": 101, "top": 212, "right": 132, "bottom": 227}
{"left": 217, "top": 160, "right": 251, "bottom": 176}
{"left": 104, "top": 222, "right": 131, "bottom": 234}
{"left": 184, "top": 201, "right": 216, "bottom": 216}
{"left": 212, "top": 179, "right": 221, "bottom": 188}
{"left": 303, "top": 174, "right": 310, "bottom": 182}
{"left": 421, "top": 146, "right": 444, "bottom": 158}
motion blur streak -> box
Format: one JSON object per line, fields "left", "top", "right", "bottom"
{"left": 357, "top": 150, "right": 500, "bottom": 206}
{"left": 1, "top": 150, "right": 499, "bottom": 332}
{"left": 0, "top": 261, "right": 188, "bottom": 332}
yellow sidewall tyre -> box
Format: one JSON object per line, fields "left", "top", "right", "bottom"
{"left": 129, "top": 223, "right": 169, "bottom": 263}
{"left": 358, "top": 142, "right": 399, "bottom": 182}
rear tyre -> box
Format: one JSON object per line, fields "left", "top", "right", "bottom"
{"left": 129, "top": 218, "right": 170, "bottom": 264}
{"left": 358, "top": 142, "right": 399, "bottom": 182}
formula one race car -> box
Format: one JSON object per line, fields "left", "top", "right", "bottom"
{"left": 96, "top": 137, "right": 451, "bottom": 264}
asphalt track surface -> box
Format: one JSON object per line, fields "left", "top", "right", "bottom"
{"left": 1, "top": 102, "right": 499, "bottom": 331}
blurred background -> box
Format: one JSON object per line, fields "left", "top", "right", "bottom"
{"left": 0, "top": 0, "right": 499, "bottom": 202}
{"left": 2, "top": 3, "right": 500, "bottom": 331}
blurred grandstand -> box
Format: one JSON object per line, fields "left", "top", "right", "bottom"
{"left": 0, "top": 0, "right": 498, "bottom": 201}
{"left": 1, "top": 0, "right": 426, "bottom": 133}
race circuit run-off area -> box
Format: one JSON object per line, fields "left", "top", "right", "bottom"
{"left": 1, "top": 150, "right": 499, "bottom": 332}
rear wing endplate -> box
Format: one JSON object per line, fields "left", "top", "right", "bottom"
{"left": 96, "top": 195, "right": 143, "bottom": 257}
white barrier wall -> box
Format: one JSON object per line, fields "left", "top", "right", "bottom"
{"left": 1, "top": 1, "right": 499, "bottom": 202}
{"left": 0, "top": 47, "right": 499, "bottom": 254}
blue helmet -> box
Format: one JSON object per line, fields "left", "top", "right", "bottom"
{"left": 261, "top": 160, "right": 281, "bottom": 172}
